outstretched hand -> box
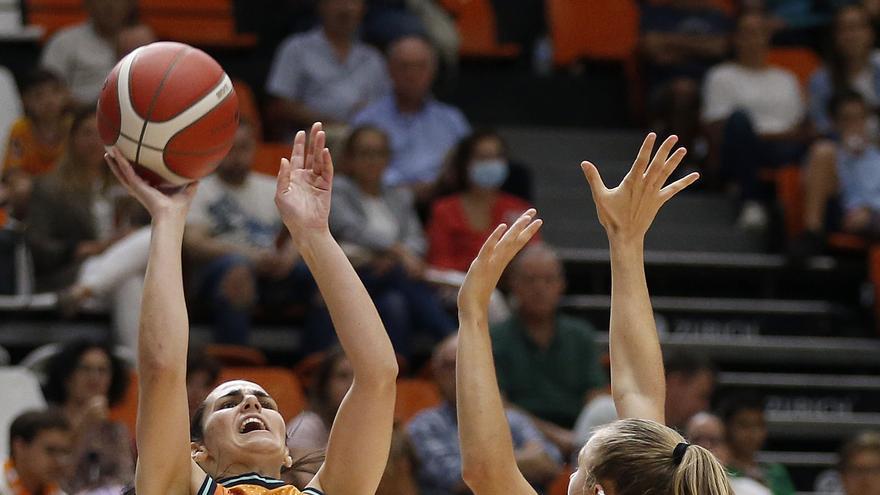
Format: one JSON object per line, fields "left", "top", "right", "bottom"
{"left": 458, "top": 209, "right": 542, "bottom": 317}
{"left": 275, "top": 122, "right": 333, "bottom": 238}
{"left": 104, "top": 147, "right": 198, "bottom": 221}
{"left": 581, "top": 133, "right": 698, "bottom": 243}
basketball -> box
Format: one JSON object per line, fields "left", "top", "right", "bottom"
{"left": 96, "top": 41, "right": 239, "bottom": 186}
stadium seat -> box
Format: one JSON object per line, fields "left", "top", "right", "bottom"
{"left": 0, "top": 367, "right": 47, "bottom": 459}
{"left": 546, "top": 0, "right": 639, "bottom": 66}
{"left": 439, "top": 0, "right": 520, "bottom": 58}
{"left": 252, "top": 142, "right": 292, "bottom": 176}
{"left": 395, "top": 378, "right": 442, "bottom": 424}
{"left": 548, "top": 465, "right": 573, "bottom": 495}
{"left": 766, "top": 47, "right": 822, "bottom": 89}
{"left": 218, "top": 366, "right": 307, "bottom": 420}
{"left": 205, "top": 343, "right": 267, "bottom": 366}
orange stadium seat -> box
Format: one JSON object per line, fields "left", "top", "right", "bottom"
{"left": 395, "top": 378, "right": 442, "bottom": 424}
{"left": 218, "top": 367, "right": 307, "bottom": 421}
{"left": 205, "top": 344, "right": 268, "bottom": 366}
{"left": 439, "top": 0, "right": 520, "bottom": 58}
{"left": 547, "top": 0, "right": 640, "bottom": 66}
{"left": 252, "top": 142, "right": 292, "bottom": 177}
{"left": 766, "top": 47, "right": 822, "bottom": 89}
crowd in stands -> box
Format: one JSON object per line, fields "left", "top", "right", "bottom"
{"left": 2, "top": 1, "right": 880, "bottom": 494}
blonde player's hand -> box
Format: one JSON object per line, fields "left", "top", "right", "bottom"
{"left": 457, "top": 209, "right": 542, "bottom": 318}
{"left": 275, "top": 122, "right": 333, "bottom": 239}
{"left": 105, "top": 146, "right": 198, "bottom": 221}
{"left": 581, "top": 133, "right": 698, "bottom": 243}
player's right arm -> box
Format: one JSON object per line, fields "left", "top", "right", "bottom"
{"left": 580, "top": 133, "right": 698, "bottom": 422}
{"left": 104, "top": 148, "right": 202, "bottom": 495}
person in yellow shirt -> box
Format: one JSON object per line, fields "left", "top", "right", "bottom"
{"left": 1, "top": 69, "right": 70, "bottom": 219}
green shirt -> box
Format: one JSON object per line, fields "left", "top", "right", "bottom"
{"left": 728, "top": 463, "right": 797, "bottom": 495}
{"left": 490, "top": 314, "right": 605, "bottom": 429}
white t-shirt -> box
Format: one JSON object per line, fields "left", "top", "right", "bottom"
{"left": 361, "top": 195, "right": 400, "bottom": 247}
{"left": 187, "top": 174, "right": 281, "bottom": 249}
{"left": 40, "top": 22, "right": 116, "bottom": 105}
{"left": 702, "top": 62, "right": 805, "bottom": 135}
{"left": 730, "top": 476, "right": 773, "bottom": 495}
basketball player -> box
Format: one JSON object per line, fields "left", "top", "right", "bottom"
{"left": 104, "top": 122, "right": 398, "bottom": 495}
{"left": 455, "top": 134, "right": 733, "bottom": 495}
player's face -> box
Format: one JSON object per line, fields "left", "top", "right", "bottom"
{"left": 569, "top": 441, "right": 608, "bottom": 495}
{"left": 13, "top": 428, "right": 73, "bottom": 485}
{"left": 841, "top": 450, "right": 880, "bottom": 495}
{"left": 200, "top": 381, "right": 289, "bottom": 468}
{"left": 67, "top": 347, "right": 113, "bottom": 405}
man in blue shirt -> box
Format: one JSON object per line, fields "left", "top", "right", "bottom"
{"left": 266, "top": 0, "right": 390, "bottom": 139}
{"left": 352, "top": 36, "right": 470, "bottom": 197}
{"left": 407, "top": 334, "right": 562, "bottom": 495}
{"left": 796, "top": 90, "right": 880, "bottom": 257}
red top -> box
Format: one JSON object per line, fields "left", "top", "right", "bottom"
{"left": 427, "top": 193, "right": 539, "bottom": 272}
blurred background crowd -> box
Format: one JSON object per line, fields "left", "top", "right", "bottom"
{"left": 0, "top": 0, "right": 879, "bottom": 494}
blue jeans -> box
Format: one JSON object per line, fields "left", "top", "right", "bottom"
{"left": 198, "top": 254, "right": 317, "bottom": 345}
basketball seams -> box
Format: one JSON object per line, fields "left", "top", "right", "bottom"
{"left": 142, "top": 73, "right": 235, "bottom": 149}
{"left": 133, "top": 45, "right": 190, "bottom": 165}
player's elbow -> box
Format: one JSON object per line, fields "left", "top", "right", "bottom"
{"left": 461, "top": 458, "right": 512, "bottom": 494}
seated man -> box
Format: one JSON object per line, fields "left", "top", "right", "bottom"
{"left": 0, "top": 410, "right": 72, "bottom": 495}
{"left": 352, "top": 36, "right": 470, "bottom": 197}
{"left": 490, "top": 244, "right": 604, "bottom": 456}
{"left": 702, "top": 10, "right": 808, "bottom": 230}
{"left": 796, "top": 90, "right": 880, "bottom": 256}
{"left": 40, "top": 0, "right": 135, "bottom": 105}
{"left": 838, "top": 431, "right": 880, "bottom": 495}
{"left": 184, "top": 119, "right": 307, "bottom": 344}
{"left": 641, "top": 0, "right": 731, "bottom": 164}
{"left": 265, "top": 0, "right": 389, "bottom": 138}
{"left": 407, "top": 335, "right": 562, "bottom": 495}
{"left": 573, "top": 350, "right": 717, "bottom": 447}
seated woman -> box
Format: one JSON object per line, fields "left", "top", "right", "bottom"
{"left": 328, "top": 125, "right": 455, "bottom": 357}
{"left": 426, "top": 130, "right": 538, "bottom": 274}
{"left": 44, "top": 340, "right": 134, "bottom": 494}
{"left": 105, "top": 122, "right": 398, "bottom": 495}
{"left": 25, "top": 107, "right": 150, "bottom": 350}
{"left": 284, "top": 347, "right": 418, "bottom": 495}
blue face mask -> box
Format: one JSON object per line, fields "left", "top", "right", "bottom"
{"left": 469, "top": 159, "right": 509, "bottom": 189}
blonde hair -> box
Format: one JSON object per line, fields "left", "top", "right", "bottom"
{"left": 584, "top": 418, "right": 732, "bottom": 495}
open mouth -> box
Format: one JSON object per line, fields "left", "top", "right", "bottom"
{"left": 239, "top": 417, "right": 268, "bottom": 434}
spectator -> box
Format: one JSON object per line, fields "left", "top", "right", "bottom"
{"left": 426, "top": 130, "right": 537, "bottom": 273}
{"left": 809, "top": 4, "right": 880, "bottom": 136}
{"left": 2, "top": 69, "right": 70, "bottom": 220}
{"left": 185, "top": 348, "right": 221, "bottom": 417}
{"left": 328, "top": 125, "right": 455, "bottom": 356}
{"left": 115, "top": 23, "right": 157, "bottom": 59}
{"left": 686, "top": 412, "right": 772, "bottom": 495}
{"left": 641, "top": 0, "right": 731, "bottom": 164}
{"left": 721, "top": 393, "right": 797, "bottom": 495}
{"left": 285, "top": 348, "right": 418, "bottom": 495}
{"left": 265, "top": 0, "right": 389, "bottom": 138}
{"left": 26, "top": 107, "right": 150, "bottom": 350}
{"left": 702, "top": 11, "right": 808, "bottom": 230}
{"left": 796, "top": 90, "right": 880, "bottom": 257}
{"left": 490, "top": 244, "right": 603, "bottom": 456}
{"left": 407, "top": 335, "right": 563, "bottom": 495}
{"left": 40, "top": 0, "right": 136, "bottom": 105}
{"left": 1, "top": 410, "right": 72, "bottom": 495}
{"left": 839, "top": 431, "right": 880, "bottom": 495}
{"left": 184, "top": 119, "right": 308, "bottom": 345}
{"left": 44, "top": 341, "right": 134, "bottom": 494}
{"left": 573, "top": 351, "right": 716, "bottom": 446}
{"left": 352, "top": 36, "right": 470, "bottom": 196}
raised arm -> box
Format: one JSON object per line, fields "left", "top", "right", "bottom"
{"left": 274, "top": 123, "right": 398, "bottom": 495}
{"left": 581, "top": 133, "right": 697, "bottom": 422}
{"left": 456, "top": 211, "right": 543, "bottom": 495}
{"left": 104, "top": 148, "right": 199, "bottom": 495}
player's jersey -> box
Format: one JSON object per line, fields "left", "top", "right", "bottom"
{"left": 198, "top": 473, "right": 324, "bottom": 495}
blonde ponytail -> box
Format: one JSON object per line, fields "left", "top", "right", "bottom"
{"left": 584, "top": 419, "right": 733, "bottom": 495}
{"left": 672, "top": 443, "right": 732, "bottom": 495}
